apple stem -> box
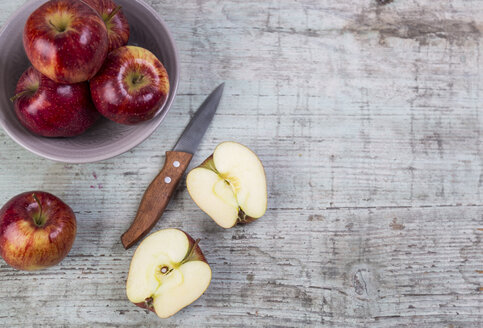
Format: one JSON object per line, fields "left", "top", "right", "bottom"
{"left": 32, "top": 193, "right": 44, "bottom": 227}
{"left": 49, "top": 20, "right": 67, "bottom": 33}
{"left": 132, "top": 75, "right": 144, "bottom": 85}
{"left": 237, "top": 209, "right": 253, "bottom": 224}
{"left": 10, "top": 90, "right": 31, "bottom": 103}
{"left": 144, "top": 297, "right": 154, "bottom": 310}
{"left": 181, "top": 239, "right": 201, "bottom": 264}
{"left": 105, "top": 6, "right": 122, "bottom": 23}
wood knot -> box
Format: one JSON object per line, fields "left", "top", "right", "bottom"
{"left": 376, "top": 0, "right": 394, "bottom": 5}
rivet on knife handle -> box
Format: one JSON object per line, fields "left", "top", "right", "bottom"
{"left": 121, "top": 151, "right": 193, "bottom": 249}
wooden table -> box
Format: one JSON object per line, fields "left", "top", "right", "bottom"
{"left": 0, "top": 0, "right": 481, "bottom": 327}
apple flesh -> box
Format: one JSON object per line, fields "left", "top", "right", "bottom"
{"left": 0, "top": 192, "right": 77, "bottom": 271}
{"left": 81, "top": 0, "right": 130, "bottom": 52}
{"left": 23, "top": 0, "right": 109, "bottom": 84}
{"left": 187, "top": 142, "right": 267, "bottom": 228}
{"left": 126, "top": 229, "right": 211, "bottom": 318}
{"left": 11, "top": 67, "right": 100, "bottom": 137}
{"left": 90, "top": 46, "right": 170, "bottom": 125}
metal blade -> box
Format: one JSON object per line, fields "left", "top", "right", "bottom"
{"left": 173, "top": 83, "right": 225, "bottom": 154}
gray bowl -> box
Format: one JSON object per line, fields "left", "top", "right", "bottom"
{"left": 0, "top": 0, "right": 179, "bottom": 163}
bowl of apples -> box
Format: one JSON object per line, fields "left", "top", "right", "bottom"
{"left": 0, "top": 0, "right": 179, "bottom": 163}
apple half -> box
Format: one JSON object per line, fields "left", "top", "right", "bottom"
{"left": 187, "top": 142, "right": 267, "bottom": 229}
{"left": 126, "top": 229, "right": 211, "bottom": 318}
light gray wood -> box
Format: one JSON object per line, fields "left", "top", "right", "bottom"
{"left": 0, "top": 0, "right": 481, "bottom": 327}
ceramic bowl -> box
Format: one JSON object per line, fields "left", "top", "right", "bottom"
{"left": 0, "top": 0, "right": 179, "bottom": 163}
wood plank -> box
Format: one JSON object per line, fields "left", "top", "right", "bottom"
{"left": 0, "top": 0, "right": 481, "bottom": 326}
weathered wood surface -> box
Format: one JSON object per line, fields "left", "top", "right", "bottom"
{"left": 0, "top": 0, "right": 482, "bottom": 327}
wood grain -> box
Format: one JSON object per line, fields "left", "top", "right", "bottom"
{"left": 0, "top": 0, "right": 481, "bottom": 327}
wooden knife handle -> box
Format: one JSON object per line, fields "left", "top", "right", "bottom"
{"left": 121, "top": 151, "right": 193, "bottom": 249}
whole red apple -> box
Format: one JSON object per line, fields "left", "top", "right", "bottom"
{"left": 0, "top": 192, "right": 77, "bottom": 271}
{"left": 82, "top": 0, "right": 130, "bottom": 52}
{"left": 11, "top": 67, "right": 100, "bottom": 137}
{"left": 90, "top": 46, "right": 170, "bottom": 125}
{"left": 23, "top": 0, "right": 109, "bottom": 84}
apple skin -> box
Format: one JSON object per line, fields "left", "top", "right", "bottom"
{"left": 23, "top": 0, "right": 109, "bottom": 84}
{"left": 0, "top": 192, "right": 77, "bottom": 271}
{"left": 90, "top": 46, "right": 170, "bottom": 125}
{"left": 81, "top": 0, "right": 130, "bottom": 52}
{"left": 131, "top": 231, "right": 207, "bottom": 313}
{"left": 12, "top": 67, "right": 100, "bottom": 138}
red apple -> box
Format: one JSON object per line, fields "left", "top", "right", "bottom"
{"left": 23, "top": 0, "right": 109, "bottom": 84}
{"left": 82, "top": 0, "right": 130, "bottom": 52}
{"left": 90, "top": 46, "right": 170, "bottom": 125}
{"left": 0, "top": 192, "right": 77, "bottom": 271}
{"left": 11, "top": 67, "right": 100, "bottom": 137}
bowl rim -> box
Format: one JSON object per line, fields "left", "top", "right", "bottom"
{"left": 0, "top": 0, "right": 180, "bottom": 164}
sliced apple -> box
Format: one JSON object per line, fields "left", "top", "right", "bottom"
{"left": 187, "top": 142, "right": 267, "bottom": 228}
{"left": 126, "top": 228, "right": 211, "bottom": 318}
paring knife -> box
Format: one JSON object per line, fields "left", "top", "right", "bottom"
{"left": 121, "top": 83, "right": 225, "bottom": 249}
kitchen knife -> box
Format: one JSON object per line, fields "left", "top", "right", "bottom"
{"left": 121, "top": 83, "right": 225, "bottom": 249}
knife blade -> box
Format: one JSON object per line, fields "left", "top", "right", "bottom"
{"left": 121, "top": 83, "right": 225, "bottom": 249}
